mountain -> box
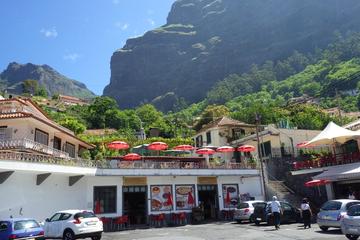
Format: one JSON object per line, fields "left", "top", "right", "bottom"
{"left": 0, "top": 62, "right": 96, "bottom": 99}
{"left": 104, "top": 0, "right": 360, "bottom": 111}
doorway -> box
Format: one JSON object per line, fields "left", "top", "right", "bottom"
{"left": 123, "top": 186, "right": 147, "bottom": 225}
{"left": 198, "top": 185, "right": 219, "bottom": 220}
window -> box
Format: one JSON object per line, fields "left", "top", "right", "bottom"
{"left": 347, "top": 205, "right": 360, "bottom": 216}
{"left": 74, "top": 211, "right": 96, "bottom": 219}
{"left": 195, "top": 135, "right": 203, "bottom": 147}
{"left": 346, "top": 202, "right": 360, "bottom": 210}
{"left": 0, "top": 222, "right": 8, "bottom": 231}
{"left": 94, "top": 186, "right": 117, "bottom": 214}
{"left": 206, "top": 131, "right": 212, "bottom": 144}
{"left": 238, "top": 203, "right": 249, "bottom": 209}
{"left": 281, "top": 203, "right": 292, "bottom": 211}
{"left": 49, "top": 213, "right": 62, "bottom": 222}
{"left": 34, "top": 128, "right": 49, "bottom": 146}
{"left": 53, "top": 137, "right": 61, "bottom": 150}
{"left": 65, "top": 142, "right": 76, "bottom": 158}
{"left": 60, "top": 213, "right": 72, "bottom": 221}
{"left": 14, "top": 220, "right": 40, "bottom": 230}
{"left": 321, "top": 201, "right": 342, "bottom": 211}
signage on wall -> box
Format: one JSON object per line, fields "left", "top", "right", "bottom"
{"left": 197, "top": 176, "right": 217, "bottom": 184}
{"left": 123, "top": 177, "right": 147, "bottom": 186}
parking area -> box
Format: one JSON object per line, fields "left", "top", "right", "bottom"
{"left": 102, "top": 222, "right": 346, "bottom": 240}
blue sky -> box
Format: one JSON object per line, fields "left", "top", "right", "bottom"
{"left": 0, "top": 0, "right": 175, "bottom": 95}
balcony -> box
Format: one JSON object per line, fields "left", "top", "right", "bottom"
{"left": 0, "top": 138, "right": 69, "bottom": 158}
{"left": 292, "top": 152, "right": 360, "bottom": 171}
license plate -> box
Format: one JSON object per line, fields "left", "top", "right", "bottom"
{"left": 349, "top": 228, "right": 358, "bottom": 232}
{"left": 87, "top": 221, "right": 97, "bottom": 225}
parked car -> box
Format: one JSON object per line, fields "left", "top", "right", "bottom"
{"left": 253, "top": 201, "right": 301, "bottom": 226}
{"left": 234, "top": 201, "right": 265, "bottom": 223}
{"left": 43, "top": 210, "right": 103, "bottom": 240}
{"left": 341, "top": 204, "right": 360, "bottom": 240}
{"left": 317, "top": 199, "right": 360, "bottom": 232}
{"left": 0, "top": 218, "right": 44, "bottom": 240}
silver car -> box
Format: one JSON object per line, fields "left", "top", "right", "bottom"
{"left": 234, "top": 201, "right": 265, "bottom": 223}
{"left": 317, "top": 199, "right": 360, "bottom": 231}
{"left": 341, "top": 204, "right": 360, "bottom": 240}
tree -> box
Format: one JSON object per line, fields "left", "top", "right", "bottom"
{"left": 35, "top": 85, "right": 48, "bottom": 97}
{"left": 86, "top": 97, "right": 119, "bottom": 128}
{"left": 22, "top": 79, "right": 38, "bottom": 95}
{"left": 59, "top": 117, "right": 86, "bottom": 135}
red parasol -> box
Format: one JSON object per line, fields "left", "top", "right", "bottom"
{"left": 166, "top": 193, "right": 173, "bottom": 207}
{"left": 107, "top": 141, "right": 129, "bottom": 150}
{"left": 187, "top": 191, "right": 195, "bottom": 205}
{"left": 122, "top": 153, "right": 142, "bottom": 161}
{"left": 305, "top": 179, "right": 331, "bottom": 187}
{"left": 196, "top": 148, "right": 215, "bottom": 155}
{"left": 173, "top": 145, "right": 195, "bottom": 151}
{"left": 94, "top": 200, "right": 101, "bottom": 214}
{"left": 148, "top": 142, "right": 168, "bottom": 151}
{"left": 296, "top": 141, "right": 314, "bottom": 148}
{"left": 216, "top": 146, "right": 235, "bottom": 153}
{"left": 225, "top": 190, "right": 231, "bottom": 206}
{"left": 238, "top": 145, "right": 256, "bottom": 152}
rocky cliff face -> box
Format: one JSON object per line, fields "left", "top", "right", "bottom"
{"left": 0, "top": 62, "right": 95, "bottom": 99}
{"left": 104, "top": 0, "right": 360, "bottom": 111}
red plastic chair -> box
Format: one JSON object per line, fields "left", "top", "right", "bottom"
{"left": 171, "top": 213, "right": 179, "bottom": 225}
{"left": 179, "top": 212, "right": 187, "bottom": 225}
{"left": 157, "top": 213, "right": 166, "bottom": 227}
{"left": 100, "top": 217, "right": 111, "bottom": 232}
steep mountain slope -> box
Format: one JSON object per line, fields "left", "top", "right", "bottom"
{"left": 104, "top": 0, "right": 360, "bottom": 110}
{"left": 0, "top": 62, "right": 95, "bottom": 99}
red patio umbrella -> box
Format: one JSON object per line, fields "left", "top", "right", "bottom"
{"left": 296, "top": 141, "right": 314, "bottom": 148}
{"left": 147, "top": 142, "right": 168, "bottom": 151}
{"left": 107, "top": 141, "right": 129, "bottom": 150}
{"left": 122, "top": 153, "right": 142, "bottom": 161}
{"left": 188, "top": 191, "right": 195, "bottom": 205}
{"left": 196, "top": 148, "right": 215, "bottom": 155}
{"left": 304, "top": 179, "right": 331, "bottom": 187}
{"left": 173, "top": 145, "right": 195, "bottom": 151}
{"left": 238, "top": 145, "right": 256, "bottom": 152}
{"left": 216, "top": 146, "right": 235, "bottom": 153}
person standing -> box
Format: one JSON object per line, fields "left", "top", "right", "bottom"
{"left": 271, "top": 196, "right": 282, "bottom": 230}
{"left": 301, "top": 198, "right": 312, "bottom": 229}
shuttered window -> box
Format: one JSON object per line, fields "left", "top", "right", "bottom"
{"left": 34, "top": 129, "right": 49, "bottom": 146}
{"left": 65, "top": 142, "right": 76, "bottom": 158}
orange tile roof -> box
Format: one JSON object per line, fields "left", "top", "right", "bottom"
{"left": 0, "top": 112, "right": 31, "bottom": 119}
{"left": 198, "top": 116, "right": 255, "bottom": 133}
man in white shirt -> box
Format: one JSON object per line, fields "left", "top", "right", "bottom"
{"left": 270, "top": 196, "right": 282, "bottom": 230}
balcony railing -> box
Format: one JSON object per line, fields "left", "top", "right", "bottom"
{"left": 0, "top": 150, "right": 258, "bottom": 170}
{"left": 292, "top": 152, "right": 360, "bottom": 171}
{"left": 0, "top": 138, "right": 69, "bottom": 158}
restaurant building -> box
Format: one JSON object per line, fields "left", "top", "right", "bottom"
{"left": 0, "top": 98, "right": 263, "bottom": 226}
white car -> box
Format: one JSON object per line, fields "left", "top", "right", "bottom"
{"left": 234, "top": 201, "right": 265, "bottom": 223}
{"left": 44, "top": 210, "right": 103, "bottom": 240}
{"left": 341, "top": 204, "right": 360, "bottom": 240}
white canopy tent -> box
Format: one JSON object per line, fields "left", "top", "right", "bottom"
{"left": 304, "top": 121, "right": 360, "bottom": 147}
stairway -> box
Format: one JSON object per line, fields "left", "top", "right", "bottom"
{"left": 266, "top": 180, "right": 303, "bottom": 207}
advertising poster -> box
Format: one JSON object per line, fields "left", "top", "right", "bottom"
{"left": 175, "top": 185, "right": 195, "bottom": 210}
{"left": 150, "top": 185, "right": 173, "bottom": 211}
{"left": 222, "top": 184, "right": 239, "bottom": 209}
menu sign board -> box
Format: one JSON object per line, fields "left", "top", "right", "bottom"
{"left": 222, "top": 184, "right": 239, "bottom": 209}
{"left": 150, "top": 185, "right": 173, "bottom": 211}
{"left": 175, "top": 185, "right": 195, "bottom": 210}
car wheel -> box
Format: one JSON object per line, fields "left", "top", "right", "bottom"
{"left": 63, "top": 230, "right": 75, "bottom": 240}
{"left": 346, "top": 234, "right": 359, "bottom": 240}
{"left": 255, "top": 220, "right": 260, "bottom": 226}
{"left": 249, "top": 214, "right": 255, "bottom": 223}
{"left": 320, "top": 226, "right": 329, "bottom": 232}
{"left": 91, "top": 234, "right": 102, "bottom": 240}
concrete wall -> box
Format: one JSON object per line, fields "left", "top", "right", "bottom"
{"left": 0, "top": 172, "right": 87, "bottom": 221}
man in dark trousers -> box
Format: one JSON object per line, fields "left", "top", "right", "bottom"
{"left": 270, "top": 196, "right": 282, "bottom": 230}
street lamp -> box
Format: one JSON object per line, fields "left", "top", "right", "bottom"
{"left": 255, "top": 113, "right": 267, "bottom": 200}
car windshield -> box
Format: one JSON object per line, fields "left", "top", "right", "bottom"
{"left": 321, "top": 201, "right": 342, "bottom": 211}
{"left": 238, "top": 203, "right": 249, "bottom": 209}
{"left": 74, "top": 211, "right": 96, "bottom": 219}
{"left": 14, "top": 220, "right": 40, "bottom": 230}
{"left": 347, "top": 205, "right": 360, "bottom": 216}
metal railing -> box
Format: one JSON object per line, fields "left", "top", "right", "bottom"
{"left": 0, "top": 138, "right": 69, "bottom": 158}
{"left": 0, "top": 150, "right": 258, "bottom": 170}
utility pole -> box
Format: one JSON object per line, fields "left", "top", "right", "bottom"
{"left": 255, "top": 113, "right": 267, "bottom": 200}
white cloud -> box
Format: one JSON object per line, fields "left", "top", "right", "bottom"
{"left": 63, "top": 53, "right": 80, "bottom": 62}
{"left": 147, "top": 18, "right": 155, "bottom": 26}
{"left": 112, "top": 0, "right": 119, "bottom": 4}
{"left": 115, "top": 22, "right": 129, "bottom": 30}
{"left": 40, "top": 27, "right": 58, "bottom": 38}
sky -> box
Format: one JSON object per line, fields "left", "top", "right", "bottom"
{"left": 0, "top": 0, "right": 175, "bottom": 95}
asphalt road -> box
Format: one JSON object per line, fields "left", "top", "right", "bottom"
{"left": 102, "top": 222, "right": 347, "bottom": 240}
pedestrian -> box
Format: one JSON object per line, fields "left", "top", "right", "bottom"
{"left": 270, "top": 196, "right": 282, "bottom": 230}
{"left": 301, "top": 198, "right": 312, "bottom": 229}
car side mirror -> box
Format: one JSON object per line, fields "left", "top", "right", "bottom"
{"left": 45, "top": 218, "right": 50, "bottom": 222}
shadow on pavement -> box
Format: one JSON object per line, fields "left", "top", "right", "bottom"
{"left": 315, "top": 229, "right": 342, "bottom": 235}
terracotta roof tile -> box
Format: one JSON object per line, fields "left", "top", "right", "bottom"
{"left": 198, "top": 116, "right": 254, "bottom": 133}
{"left": 0, "top": 112, "right": 31, "bottom": 119}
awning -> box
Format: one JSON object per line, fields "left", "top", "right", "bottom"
{"left": 313, "top": 162, "right": 360, "bottom": 181}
